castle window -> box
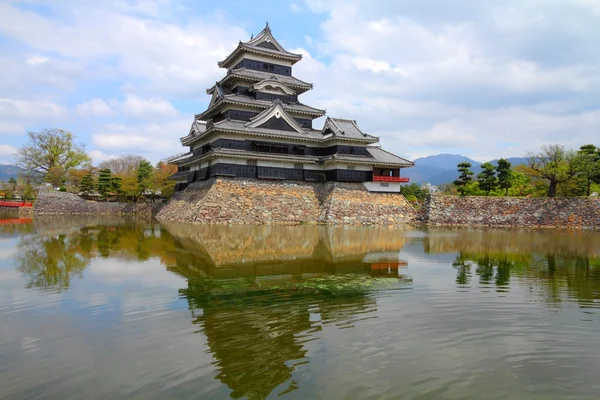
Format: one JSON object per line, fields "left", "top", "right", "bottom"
{"left": 294, "top": 163, "right": 303, "bottom": 169}
{"left": 247, "top": 160, "right": 257, "bottom": 166}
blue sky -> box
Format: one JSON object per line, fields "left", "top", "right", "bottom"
{"left": 0, "top": 0, "right": 599, "bottom": 165}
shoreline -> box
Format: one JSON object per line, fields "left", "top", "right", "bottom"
{"left": 23, "top": 181, "right": 600, "bottom": 230}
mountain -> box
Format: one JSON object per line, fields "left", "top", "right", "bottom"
{"left": 403, "top": 154, "right": 528, "bottom": 185}
{"left": 403, "top": 154, "right": 481, "bottom": 185}
{"left": 489, "top": 157, "right": 529, "bottom": 167}
{"left": 412, "top": 154, "right": 481, "bottom": 170}
{"left": 0, "top": 165, "right": 25, "bottom": 181}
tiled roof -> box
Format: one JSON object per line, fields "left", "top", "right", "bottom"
{"left": 191, "top": 121, "right": 206, "bottom": 135}
{"left": 240, "top": 43, "right": 301, "bottom": 59}
{"left": 227, "top": 68, "right": 313, "bottom": 90}
{"left": 168, "top": 171, "right": 190, "bottom": 181}
{"left": 180, "top": 121, "right": 207, "bottom": 145}
{"left": 225, "top": 94, "right": 325, "bottom": 115}
{"left": 218, "top": 43, "right": 302, "bottom": 69}
{"left": 213, "top": 148, "right": 319, "bottom": 163}
{"left": 321, "top": 147, "right": 413, "bottom": 167}
{"left": 168, "top": 152, "right": 192, "bottom": 163}
{"left": 366, "top": 147, "right": 414, "bottom": 166}
{"left": 323, "top": 117, "right": 378, "bottom": 141}
{"left": 196, "top": 94, "right": 326, "bottom": 120}
{"left": 212, "top": 119, "right": 325, "bottom": 141}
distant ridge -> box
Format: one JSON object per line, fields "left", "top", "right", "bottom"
{"left": 404, "top": 154, "right": 528, "bottom": 185}
{"left": 0, "top": 165, "right": 25, "bottom": 181}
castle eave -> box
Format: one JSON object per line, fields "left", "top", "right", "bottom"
{"left": 207, "top": 68, "right": 313, "bottom": 94}
{"left": 218, "top": 43, "right": 302, "bottom": 69}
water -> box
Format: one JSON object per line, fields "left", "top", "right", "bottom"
{"left": 1, "top": 218, "right": 600, "bottom": 400}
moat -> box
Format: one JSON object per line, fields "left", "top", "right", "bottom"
{"left": 2, "top": 217, "right": 600, "bottom": 399}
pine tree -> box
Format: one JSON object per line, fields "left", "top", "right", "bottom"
{"left": 80, "top": 173, "right": 95, "bottom": 194}
{"left": 477, "top": 162, "right": 498, "bottom": 195}
{"left": 97, "top": 168, "right": 113, "bottom": 196}
{"left": 496, "top": 158, "right": 513, "bottom": 196}
{"left": 578, "top": 144, "right": 600, "bottom": 196}
{"left": 111, "top": 176, "right": 122, "bottom": 194}
{"left": 454, "top": 162, "right": 474, "bottom": 196}
{"left": 136, "top": 160, "right": 153, "bottom": 199}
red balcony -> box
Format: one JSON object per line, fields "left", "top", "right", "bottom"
{"left": 373, "top": 176, "right": 410, "bottom": 183}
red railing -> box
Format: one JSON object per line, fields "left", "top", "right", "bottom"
{"left": 0, "top": 201, "right": 33, "bottom": 208}
{"left": 0, "top": 218, "right": 33, "bottom": 225}
{"left": 373, "top": 176, "right": 410, "bottom": 183}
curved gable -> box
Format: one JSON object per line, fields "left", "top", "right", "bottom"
{"left": 251, "top": 79, "right": 295, "bottom": 95}
{"left": 246, "top": 102, "right": 306, "bottom": 134}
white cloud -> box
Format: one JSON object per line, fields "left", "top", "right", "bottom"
{"left": 25, "top": 55, "right": 49, "bottom": 65}
{"left": 77, "top": 99, "right": 115, "bottom": 117}
{"left": 0, "top": 2, "right": 247, "bottom": 98}
{"left": 0, "top": 144, "right": 17, "bottom": 156}
{"left": 91, "top": 118, "right": 190, "bottom": 159}
{"left": 87, "top": 149, "right": 119, "bottom": 164}
{"left": 296, "top": 0, "right": 600, "bottom": 159}
{"left": 0, "top": 98, "right": 66, "bottom": 136}
{"left": 121, "top": 95, "right": 178, "bottom": 118}
{"left": 0, "top": 98, "right": 65, "bottom": 119}
{"left": 0, "top": 144, "right": 17, "bottom": 164}
{"left": 0, "top": 0, "right": 598, "bottom": 164}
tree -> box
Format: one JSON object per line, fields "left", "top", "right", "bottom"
{"left": 80, "top": 173, "right": 95, "bottom": 194}
{"left": 496, "top": 159, "right": 513, "bottom": 196}
{"left": 151, "top": 161, "right": 178, "bottom": 200}
{"left": 137, "top": 160, "right": 153, "bottom": 200}
{"left": 1, "top": 177, "right": 17, "bottom": 199}
{"left": 97, "top": 169, "right": 114, "bottom": 196}
{"left": 527, "top": 144, "right": 583, "bottom": 197}
{"left": 45, "top": 165, "right": 66, "bottom": 188}
{"left": 477, "top": 162, "right": 498, "bottom": 196}
{"left": 17, "top": 129, "right": 90, "bottom": 180}
{"left": 509, "top": 168, "right": 534, "bottom": 196}
{"left": 400, "top": 183, "right": 429, "bottom": 203}
{"left": 454, "top": 162, "right": 474, "bottom": 196}
{"left": 577, "top": 144, "right": 600, "bottom": 196}
{"left": 99, "top": 155, "right": 146, "bottom": 176}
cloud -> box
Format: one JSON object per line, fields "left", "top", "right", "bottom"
{"left": 77, "top": 99, "right": 115, "bottom": 117}
{"left": 91, "top": 118, "right": 190, "bottom": 160}
{"left": 0, "top": 2, "right": 247, "bottom": 98}
{"left": 121, "top": 95, "right": 178, "bottom": 118}
{"left": 0, "top": 0, "right": 598, "bottom": 164}
{"left": 87, "top": 149, "right": 119, "bottom": 164}
{"left": 0, "top": 98, "right": 65, "bottom": 119}
{"left": 0, "top": 98, "right": 66, "bottom": 136}
{"left": 0, "top": 144, "right": 18, "bottom": 164}
{"left": 296, "top": 0, "right": 600, "bottom": 159}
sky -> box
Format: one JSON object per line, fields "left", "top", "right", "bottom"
{"left": 0, "top": 0, "right": 599, "bottom": 165}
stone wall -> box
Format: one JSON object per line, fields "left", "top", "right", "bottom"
{"left": 423, "top": 195, "right": 600, "bottom": 230}
{"left": 155, "top": 177, "right": 416, "bottom": 225}
{"left": 34, "top": 189, "right": 153, "bottom": 216}
{"left": 319, "top": 182, "right": 415, "bottom": 225}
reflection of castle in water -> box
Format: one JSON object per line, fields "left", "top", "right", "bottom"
{"left": 163, "top": 224, "right": 412, "bottom": 399}
{"left": 7, "top": 219, "right": 412, "bottom": 399}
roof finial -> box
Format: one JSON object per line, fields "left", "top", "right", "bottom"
{"left": 266, "top": 21, "right": 270, "bottom": 29}
{"left": 251, "top": 34, "right": 253, "bottom": 39}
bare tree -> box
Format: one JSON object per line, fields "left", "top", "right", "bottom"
{"left": 98, "top": 155, "right": 146, "bottom": 175}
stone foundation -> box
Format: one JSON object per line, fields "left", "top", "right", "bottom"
{"left": 34, "top": 189, "right": 153, "bottom": 216}
{"left": 422, "top": 195, "right": 600, "bottom": 230}
{"left": 319, "top": 182, "right": 415, "bottom": 225}
{"left": 155, "top": 177, "right": 416, "bottom": 225}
